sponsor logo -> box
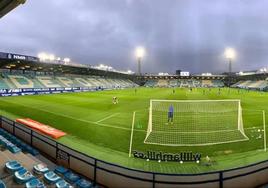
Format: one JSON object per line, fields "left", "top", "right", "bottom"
{"left": 13, "top": 55, "right": 26, "bottom": 60}
{"left": 133, "top": 150, "right": 201, "bottom": 162}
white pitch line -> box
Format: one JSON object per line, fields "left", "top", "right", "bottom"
{"left": 95, "top": 113, "right": 120, "bottom": 123}
{"left": 128, "top": 111, "right": 136, "bottom": 157}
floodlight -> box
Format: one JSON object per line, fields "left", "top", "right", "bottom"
{"left": 135, "top": 46, "right": 145, "bottom": 75}
{"left": 225, "top": 48, "right": 236, "bottom": 60}
{"left": 38, "top": 53, "right": 47, "bottom": 61}
{"left": 63, "top": 58, "right": 70, "bottom": 63}
{"left": 135, "top": 47, "right": 145, "bottom": 59}
{"left": 49, "top": 54, "right": 55, "bottom": 61}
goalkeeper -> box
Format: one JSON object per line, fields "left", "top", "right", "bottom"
{"left": 167, "top": 104, "right": 174, "bottom": 124}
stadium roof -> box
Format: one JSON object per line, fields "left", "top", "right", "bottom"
{"left": 0, "top": 0, "right": 26, "bottom": 18}
{"left": 0, "top": 52, "right": 133, "bottom": 78}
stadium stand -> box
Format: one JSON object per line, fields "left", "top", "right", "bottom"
{"left": 0, "top": 72, "right": 138, "bottom": 93}
{"left": 0, "top": 130, "right": 98, "bottom": 188}
{"left": 231, "top": 80, "right": 268, "bottom": 91}
{"left": 144, "top": 79, "right": 224, "bottom": 88}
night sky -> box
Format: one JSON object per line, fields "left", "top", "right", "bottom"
{"left": 0, "top": 0, "right": 267, "bottom": 74}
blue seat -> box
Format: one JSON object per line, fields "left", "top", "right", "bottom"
{"left": 55, "top": 179, "right": 73, "bottom": 188}
{"left": 0, "top": 180, "right": 6, "bottom": 188}
{"left": 54, "top": 166, "right": 69, "bottom": 175}
{"left": 25, "top": 178, "right": 46, "bottom": 188}
{"left": 76, "top": 179, "right": 92, "bottom": 188}
{"left": 33, "top": 164, "right": 49, "bottom": 175}
{"left": 44, "top": 171, "right": 62, "bottom": 184}
{"left": 26, "top": 146, "right": 39, "bottom": 156}
{"left": 7, "top": 144, "right": 21, "bottom": 154}
{"left": 64, "top": 172, "right": 80, "bottom": 184}
{"left": 14, "top": 168, "right": 35, "bottom": 184}
{"left": 5, "top": 160, "right": 23, "bottom": 174}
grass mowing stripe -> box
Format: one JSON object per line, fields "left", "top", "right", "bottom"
{"left": 1, "top": 98, "right": 145, "bottom": 132}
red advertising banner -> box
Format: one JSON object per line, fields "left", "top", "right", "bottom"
{"left": 16, "top": 118, "right": 66, "bottom": 139}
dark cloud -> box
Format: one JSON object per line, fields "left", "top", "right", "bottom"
{"left": 0, "top": 0, "right": 268, "bottom": 74}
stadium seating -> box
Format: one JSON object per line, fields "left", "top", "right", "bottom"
{"left": 5, "top": 160, "right": 23, "bottom": 173}
{"left": 144, "top": 79, "right": 224, "bottom": 88}
{"left": 0, "top": 128, "right": 39, "bottom": 155}
{"left": 44, "top": 171, "right": 62, "bottom": 184}
{"left": 64, "top": 171, "right": 80, "bottom": 184}
{"left": 157, "top": 79, "right": 168, "bottom": 87}
{"left": 54, "top": 166, "right": 69, "bottom": 175}
{"left": 232, "top": 80, "right": 268, "bottom": 91}
{"left": 14, "top": 168, "right": 35, "bottom": 184}
{"left": 0, "top": 180, "right": 6, "bottom": 188}
{"left": 75, "top": 179, "right": 93, "bottom": 188}
{"left": 0, "top": 72, "right": 138, "bottom": 91}
{"left": 33, "top": 163, "right": 49, "bottom": 175}
{"left": 1, "top": 134, "right": 98, "bottom": 188}
{"left": 55, "top": 179, "right": 72, "bottom": 188}
{"left": 25, "top": 178, "right": 46, "bottom": 188}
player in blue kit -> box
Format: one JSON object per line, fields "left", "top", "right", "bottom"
{"left": 168, "top": 104, "right": 174, "bottom": 124}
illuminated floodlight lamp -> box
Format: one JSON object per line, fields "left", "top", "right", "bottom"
{"left": 224, "top": 47, "right": 236, "bottom": 60}
{"left": 49, "top": 54, "right": 55, "bottom": 61}
{"left": 38, "top": 53, "right": 48, "bottom": 61}
{"left": 135, "top": 47, "right": 145, "bottom": 59}
{"left": 63, "top": 58, "right": 70, "bottom": 63}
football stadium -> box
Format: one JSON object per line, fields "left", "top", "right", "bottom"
{"left": 1, "top": 1, "right": 268, "bottom": 188}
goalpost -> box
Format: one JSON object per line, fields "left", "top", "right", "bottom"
{"left": 144, "top": 99, "right": 249, "bottom": 146}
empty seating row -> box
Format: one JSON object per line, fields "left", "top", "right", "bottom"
{"left": 0, "top": 73, "right": 138, "bottom": 90}
{"left": 4, "top": 160, "right": 97, "bottom": 188}
{"left": 144, "top": 79, "right": 224, "bottom": 88}
{"left": 231, "top": 80, "right": 268, "bottom": 91}
{"left": 5, "top": 160, "right": 45, "bottom": 187}
{"left": 0, "top": 128, "right": 39, "bottom": 156}
{"left": 0, "top": 135, "right": 21, "bottom": 154}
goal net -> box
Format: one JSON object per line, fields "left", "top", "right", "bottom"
{"left": 144, "top": 99, "right": 249, "bottom": 146}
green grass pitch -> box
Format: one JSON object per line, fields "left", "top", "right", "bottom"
{"left": 0, "top": 87, "right": 268, "bottom": 174}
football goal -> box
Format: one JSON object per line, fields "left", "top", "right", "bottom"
{"left": 144, "top": 99, "right": 249, "bottom": 146}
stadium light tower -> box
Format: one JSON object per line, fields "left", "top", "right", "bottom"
{"left": 225, "top": 48, "right": 236, "bottom": 74}
{"left": 225, "top": 47, "right": 236, "bottom": 86}
{"left": 135, "top": 47, "right": 145, "bottom": 76}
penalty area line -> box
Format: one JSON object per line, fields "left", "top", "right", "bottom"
{"left": 95, "top": 113, "right": 120, "bottom": 123}
{"left": 128, "top": 111, "right": 136, "bottom": 157}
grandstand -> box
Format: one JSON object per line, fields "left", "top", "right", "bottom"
{"left": 231, "top": 80, "right": 268, "bottom": 91}
{"left": 144, "top": 78, "right": 224, "bottom": 88}
{"left": 0, "top": 73, "right": 137, "bottom": 89}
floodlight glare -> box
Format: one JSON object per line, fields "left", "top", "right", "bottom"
{"left": 135, "top": 47, "right": 145, "bottom": 59}
{"left": 225, "top": 48, "right": 236, "bottom": 60}
{"left": 63, "top": 58, "right": 70, "bottom": 63}
{"left": 38, "top": 53, "right": 47, "bottom": 61}
{"left": 49, "top": 54, "right": 55, "bottom": 61}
